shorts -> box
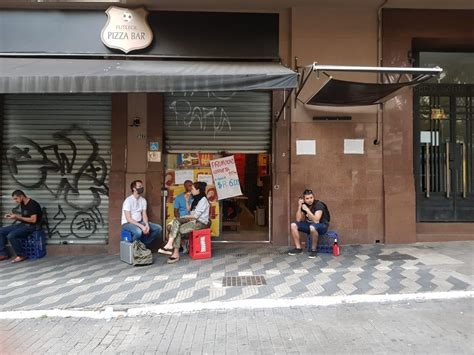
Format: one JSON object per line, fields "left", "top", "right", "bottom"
{"left": 294, "top": 221, "right": 328, "bottom": 236}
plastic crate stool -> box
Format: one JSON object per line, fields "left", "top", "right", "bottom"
{"left": 20, "top": 230, "right": 47, "bottom": 260}
{"left": 307, "top": 231, "right": 339, "bottom": 254}
{"left": 189, "top": 228, "right": 212, "bottom": 260}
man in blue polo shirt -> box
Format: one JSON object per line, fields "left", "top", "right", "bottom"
{"left": 174, "top": 180, "right": 194, "bottom": 218}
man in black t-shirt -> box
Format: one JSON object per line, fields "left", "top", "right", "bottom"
{"left": 0, "top": 190, "right": 42, "bottom": 263}
{"left": 288, "top": 188, "right": 329, "bottom": 259}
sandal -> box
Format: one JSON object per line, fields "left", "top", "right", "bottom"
{"left": 167, "top": 256, "right": 180, "bottom": 264}
{"left": 158, "top": 248, "right": 173, "bottom": 255}
{"left": 11, "top": 256, "right": 27, "bottom": 264}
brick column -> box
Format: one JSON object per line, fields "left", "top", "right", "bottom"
{"left": 108, "top": 94, "right": 127, "bottom": 254}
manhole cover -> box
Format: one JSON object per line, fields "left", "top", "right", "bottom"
{"left": 222, "top": 276, "right": 267, "bottom": 287}
{"left": 378, "top": 252, "right": 417, "bottom": 261}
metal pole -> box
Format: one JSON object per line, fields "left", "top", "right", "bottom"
{"left": 161, "top": 187, "right": 168, "bottom": 242}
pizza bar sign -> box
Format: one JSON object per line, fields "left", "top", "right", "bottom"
{"left": 101, "top": 6, "right": 153, "bottom": 53}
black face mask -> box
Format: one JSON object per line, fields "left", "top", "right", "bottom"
{"left": 136, "top": 187, "right": 144, "bottom": 194}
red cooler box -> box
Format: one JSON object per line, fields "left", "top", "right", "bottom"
{"left": 189, "top": 228, "right": 212, "bottom": 260}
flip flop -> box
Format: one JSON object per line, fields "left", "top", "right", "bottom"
{"left": 11, "top": 256, "right": 27, "bottom": 264}
{"left": 158, "top": 248, "right": 173, "bottom": 255}
{"left": 167, "top": 256, "right": 180, "bottom": 264}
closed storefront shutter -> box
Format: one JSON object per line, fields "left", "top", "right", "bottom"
{"left": 1, "top": 94, "right": 112, "bottom": 245}
{"left": 164, "top": 91, "right": 272, "bottom": 153}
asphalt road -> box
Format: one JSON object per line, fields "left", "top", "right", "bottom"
{"left": 1, "top": 297, "right": 472, "bottom": 354}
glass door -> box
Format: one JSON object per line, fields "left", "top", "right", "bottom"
{"left": 414, "top": 84, "right": 473, "bottom": 222}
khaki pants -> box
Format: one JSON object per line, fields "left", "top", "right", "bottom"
{"left": 169, "top": 219, "right": 207, "bottom": 249}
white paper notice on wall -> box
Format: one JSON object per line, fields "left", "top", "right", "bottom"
{"left": 296, "top": 140, "right": 316, "bottom": 155}
{"left": 420, "top": 131, "right": 439, "bottom": 146}
{"left": 175, "top": 170, "right": 194, "bottom": 184}
{"left": 197, "top": 174, "right": 214, "bottom": 185}
{"left": 344, "top": 139, "right": 365, "bottom": 154}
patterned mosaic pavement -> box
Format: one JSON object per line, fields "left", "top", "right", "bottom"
{"left": 0, "top": 241, "right": 472, "bottom": 311}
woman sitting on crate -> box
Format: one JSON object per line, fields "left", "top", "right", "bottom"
{"left": 159, "top": 181, "right": 210, "bottom": 264}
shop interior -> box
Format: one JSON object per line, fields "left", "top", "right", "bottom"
{"left": 164, "top": 153, "right": 270, "bottom": 242}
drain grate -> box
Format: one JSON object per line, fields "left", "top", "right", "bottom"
{"left": 222, "top": 276, "right": 267, "bottom": 287}
{"left": 378, "top": 252, "right": 417, "bottom": 261}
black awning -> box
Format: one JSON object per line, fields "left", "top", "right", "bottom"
{"left": 0, "top": 58, "right": 298, "bottom": 93}
{"left": 300, "top": 64, "right": 442, "bottom": 107}
{"left": 306, "top": 78, "right": 414, "bottom": 106}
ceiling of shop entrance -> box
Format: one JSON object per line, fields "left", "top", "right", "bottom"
{"left": 1, "top": 0, "right": 473, "bottom": 10}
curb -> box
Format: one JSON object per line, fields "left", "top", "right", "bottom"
{"left": 1, "top": 290, "right": 473, "bottom": 320}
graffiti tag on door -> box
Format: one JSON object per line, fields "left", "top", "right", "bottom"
{"left": 3, "top": 125, "right": 109, "bottom": 239}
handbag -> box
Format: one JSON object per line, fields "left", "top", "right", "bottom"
{"left": 132, "top": 240, "right": 153, "bottom": 265}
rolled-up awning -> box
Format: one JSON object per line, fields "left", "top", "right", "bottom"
{"left": 0, "top": 58, "right": 298, "bottom": 93}
{"left": 302, "top": 64, "right": 442, "bottom": 106}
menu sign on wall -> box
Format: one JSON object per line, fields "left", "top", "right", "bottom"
{"left": 101, "top": 6, "right": 153, "bottom": 53}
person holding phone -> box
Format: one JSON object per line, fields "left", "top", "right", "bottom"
{"left": 0, "top": 190, "right": 43, "bottom": 263}
{"left": 288, "top": 188, "right": 330, "bottom": 259}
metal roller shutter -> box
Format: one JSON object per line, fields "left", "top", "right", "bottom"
{"left": 164, "top": 91, "right": 272, "bottom": 153}
{"left": 1, "top": 94, "right": 112, "bottom": 245}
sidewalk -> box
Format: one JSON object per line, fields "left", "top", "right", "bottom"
{"left": 1, "top": 241, "right": 473, "bottom": 312}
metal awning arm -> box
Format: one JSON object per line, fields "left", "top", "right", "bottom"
{"left": 293, "top": 64, "right": 315, "bottom": 106}
{"left": 275, "top": 87, "right": 295, "bottom": 123}
{"left": 311, "top": 63, "right": 443, "bottom": 76}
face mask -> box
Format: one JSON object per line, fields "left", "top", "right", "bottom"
{"left": 136, "top": 187, "right": 144, "bottom": 194}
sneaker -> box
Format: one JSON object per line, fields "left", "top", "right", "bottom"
{"left": 288, "top": 248, "right": 303, "bottom": 256}
{"left": 308, "top": 250, "right": 318, "bottom": 259}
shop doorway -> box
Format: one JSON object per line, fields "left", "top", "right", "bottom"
{"left": 163, "top": 153, "right": 271, "bottom": 242}
{"left": 162, "top": 90, "right": 273, "bottom": 242}
{"left": 220, "top": 153, "right": 270, "bottom": 242}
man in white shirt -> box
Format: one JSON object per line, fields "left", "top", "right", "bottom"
{"left": 121, "top": 180, "right": 162, "bottom": 248}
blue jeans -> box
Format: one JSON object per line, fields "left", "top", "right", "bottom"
{"left": 121, "top": 222, "right": 162, "bottom": 247}
{"left": 0, "top": 223, "right": 36, "bottom": 257}
{"left": 294, "top": 221, "right": 328, "bottom": 236}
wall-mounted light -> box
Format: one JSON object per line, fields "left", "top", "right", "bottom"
{"left": 129, "top": 118, "right": 141, "bottom": 127}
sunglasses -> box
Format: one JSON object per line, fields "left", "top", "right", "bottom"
{"left": 303, "top": 189, "right": 313, "bottom": 195}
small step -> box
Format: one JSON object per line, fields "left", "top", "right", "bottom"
{"left": 416, "top": 233, "right": 474, "bottom": 242}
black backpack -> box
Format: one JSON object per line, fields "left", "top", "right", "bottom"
{"left": 316, "top": 200, "right": 331, "bottom": 223}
